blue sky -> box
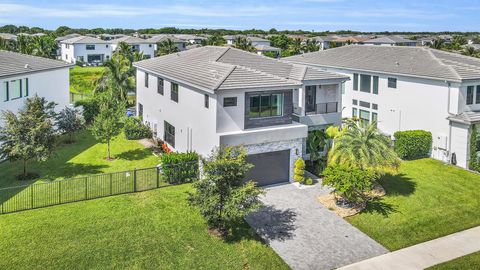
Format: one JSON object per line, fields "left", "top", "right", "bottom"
{"left": 0, "top": 0, "right": 479, "bottom": 32}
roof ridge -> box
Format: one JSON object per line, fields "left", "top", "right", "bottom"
{"left": 425, "top": 48, "right": 462, "bottom": 81}
{"left": 213, "top": 65, "right": 237, "bottom": 90}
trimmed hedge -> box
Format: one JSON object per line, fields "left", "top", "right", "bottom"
{"left": 160, "top": 152, "right": 199, "bottom": 184}
{"left": 394, "top": 130, "right": 432, "bottom": 160}
{"left": 124, "top": 117, "right": 152, "bottom": 140}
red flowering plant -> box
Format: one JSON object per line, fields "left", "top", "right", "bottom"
{"left": 162, "top": 143, "right": 172, "bottom": 154}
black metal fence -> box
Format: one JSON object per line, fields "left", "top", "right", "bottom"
{"left": 0, "top": 161, "right": 199, "bottom": 215}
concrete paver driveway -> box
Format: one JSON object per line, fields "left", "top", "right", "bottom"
{"left": 246, "top": 183, "right": 388, "bottom": 270}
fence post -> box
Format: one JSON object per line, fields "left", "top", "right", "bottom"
{"left": 110, "top": 173, "right": 113, "bottom": 195}
{"left": 58, "top": 181, "right": 61, "bottom": 204}
{"left": 156, "top": 167, "right": 160, "bottom": 188}
{"left": 85, "top": 177, "right": 88, "bottom": 199}
{"left": 31, "top": 185, "right": 34, "bottom": 209}
{"left": 133, "top": 168, "right": 137, "bottom": 192}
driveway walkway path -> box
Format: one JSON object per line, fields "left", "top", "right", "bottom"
{"left": 246, "top": 183, "right": 388, "bottom": 270}
{"left": 339, "top": 226, "right": 480, "bottom": 270}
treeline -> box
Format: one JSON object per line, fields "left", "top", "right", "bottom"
{"left": 2, "top": 24, "right": 480, "bottom": 37}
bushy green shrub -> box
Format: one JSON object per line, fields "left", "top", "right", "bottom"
{"left": 394, "top": 130, "right": 432, "bottom": 160}
{"left": 293, "top": 158, "right": 305, "bottom": 183}
{"left": 160, "top": 152, "right": 199, "bottom": 184}
{"left": 74, "top": 98, "right": 100, "bottom": 124}
{"left": 322, "top": 164, "right": 375, "bottom": 204}
{"left": 304, "top": 177, "right": 313, "bottom": 185}
{"left": 124, "top": 117, "right": 152, "bottom": 140}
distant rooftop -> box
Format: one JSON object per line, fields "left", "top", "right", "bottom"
{"left": 134, "top": 46, "right": 347, "bottom": 92}
{"left": 0, "top": 50, "right": 73, "bottom": 79}
{"left": 364, "top": 36, "right": 416, "bottom": 44}
{"left": 109, "top": 36, "right": 154, "bottom": 44}
{"left": 284, "top": 45, "right": 480, "bottom": 82}
{"left": 60, "top": 36, "right": 109, "bottom": 44}
{"left": 145, "top": 35, "right": 186, "bottom": 43}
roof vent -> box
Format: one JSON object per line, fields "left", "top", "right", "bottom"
{"left": 395, "top": 61, "right": 400, "bottom": 67}
{"left": 24, "top": 64, "right": 30, "bottom": 69}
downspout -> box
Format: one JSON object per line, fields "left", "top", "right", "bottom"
{"left": 446, "top": 81, "right": 452, "bottom": 163}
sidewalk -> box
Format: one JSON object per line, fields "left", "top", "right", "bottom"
{"left": 339, "top": 226, "right": 480, "bottom": 270}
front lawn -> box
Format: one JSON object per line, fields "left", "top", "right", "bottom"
{"left": 427, "top": 251, "right": 480, "bottom": 270}
{"left": 70, "top": 66, "right": 105, "bottom": 94}
{"left": 346, "top": 158, "right": 480, "bottom": 251}
{"left": 0, "top": 184, "right": 289, "bottom": 270}
{"left": 0, "top": 130, "right": 159, "bottom": 188}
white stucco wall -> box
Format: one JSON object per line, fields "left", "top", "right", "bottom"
{"left": 450, "top": 121, "right": 470, "bottom": 168}
{"left": 0, "top": 68, "right": 70, "bottom": 125}
{"left": 61, "top": 43, "right": 112, "bottom": 64}
{"left": 136, "top": 69, "right": 219, "bottom": 156}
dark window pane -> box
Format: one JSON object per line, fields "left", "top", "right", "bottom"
{"left": 352, "top": 107, "right": 358, "bottom": 117}
{"left": 352, "top": 99, "right": 358, "bottom": 105}
{"left": 373, "top": 76, "right": 379, "bottom": 94}
{"left": 353, "top": 73, "right": 358, "bottom": 90}
{"left": 204, "top": 94, "right": 209, "bottom": 108}
{"left": 157, "top": 77, "right": 163, "bottom": 95}
{"left": 360, "top": 74, "right": 371, "bottom": 93}
{"left": 171, "top": 83, "right": 178, "bottom": 102}
{"left": 145, "top": 73, "right": 149, "bottom": 88}
{"left": 271, "top": 94, "right": 283, "bottom": 116}
{"left": 224, "top": 97, "right": 237, "bottom": 107}
{"left": 372, "top": 103, "right": 378, "bottom": 110}
{"left": 249, "top": 95, "right": 260, "bottom": 117}
{"left": 359, "top": 101, "right": 370, "bottom": 108}
{"left": 164, "top": 121, "right": 175, "bottom": 148}
{"left": 467, "top": 86, "right": 474, "bottom": 105}
{"left": 260, "top": 95, "right": 271, "bottom": 117}
{"left": 388, "top": 78, "right": 397, "bottom": 88}
{"left": 476, "top": 86, "right": 480, "bottom": 104}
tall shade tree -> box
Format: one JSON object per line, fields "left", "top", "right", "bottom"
{"left": 90, "top": 96, "right": 125, "bottom": 160}
{"left": 30, "top": 35, "right": 57, "bottom": 58}
{"left": 56, "top": 106, "right": 85, "bottom": 143}
{"left": 328, "top": 119, "right": 400, "bottom": 174}
{"left": 0, "top": 96, "right": 57, "bottom": 180}
{"left": 156, "top": 39, "right": 180, "bottom": 56}
{"left": 233, "top": 36, "right": 257, "bottom": 52}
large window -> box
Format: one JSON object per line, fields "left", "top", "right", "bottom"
{"left": 1, "top": 81, "right": 8, "bottom": 101}
{"left": 353, "top": 73, "right": 359, "bottom": 91}
{"left": 164, "top": 121, "right": 175, "bottom": 148}
{"left": 352, "top": 107, "right": 358, "bottom": 117}
{"left": 157, "top": 77, "right": 163, "bottom": 95}
{"left": 476, "top": 86, "right": 480, "bottom": 104}
{"left": 467, "top": 86, "right": 474, "bottom": 105}
{"left": 86, "top": 44, "right": 95, "bottom": 50}
{"left": 249, "top": 93, "right": 284, "bottom": 118}
{"left": 359, "top": 109, "right": 370, "bottom": 125}
{"left": 171, "top": 83, "right": 179, "bottom": 102}
{"left": 9, "top": 80, "right": 21, "bottom": 99}
{"left": 360, "top": 74, "right": 371, "bottom": 93}
{"left": 388, "top": 78, "right": 397, "bottom": 88}
{"left": 204, "top": 94, "right": 209, "bottom": 108}
{"left": 373, "top": 76, "right": 379, "bottom": 94}
{"left": 144, "top": 73, "right": 149, "bottom": 88}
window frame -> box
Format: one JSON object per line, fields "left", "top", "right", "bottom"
{"left": 223, "top": 97, "right": 237, "bottom": 107}
{"left": 86, "top": 44, "right": 95, "bottom": 50}
{"left": 467, "top": 86, "right": 474, "bottom": 105}
{"left": 2, "top": 81, "right": 9, "bottom": 102}
{"left": 248, "top": 93, "right": 284, "bottom": 119}
{"left": 388, "top": 77, "right": 397, "bottom": 88}
{"left": 144, "top": 73, "right": 149, "bottom": 88}
{"left": 360, "top": 74, "right": 371, "bottom": 93}
{"left": 373, "top": 76, "right": 379, "bottom": 94}
{"left": 353, "top": 73, "right": 359, "bottom": 91}
{"left": 157, "top": 77, "right": 164, "bottom": 95}
{"left": 204, "top": 94, "right": 209, "bottom": 108}
{"left": 171, "top": 83, "right": 179, "bottom": 102}
{"left": 476, "top": 86, "right": 480, "bottom": 104}
{"left": 163, "top": 121, "right": 175, "bottom": 148}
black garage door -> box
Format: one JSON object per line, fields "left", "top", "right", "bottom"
{"left": 244, "top": 150, "right": 290, "bottom": 186}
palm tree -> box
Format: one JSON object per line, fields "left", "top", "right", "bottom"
{"left": 462, "top": 46, "right": 477, "bottom": 57}
{"left": 328, "top": 119, "right": 400, "bottom": 173}
{"left": 202, "top": 35, "right": 226, "bottom": 46}
{"left": 156, "top": 39, "right": 179, "bottom": 56}
{"left": 233, "top": 36, "right": 256, "bottom": 52}
{"left": 16, "top": 35, "right": 33, "bottom": 55}
{"left": 95, "top": 55, "right": 132, "bottom": 102}
{"left": 430, "top": 39, "right": 445, "bottom": 50}
{"left": 305, "top": 39, "right": 319, "bottom": 52}
{"left": 288, "top": 38, "right": 303, "bottom": 55}
{"left": 30, "top": 35, "right": 56, "bottom": 58}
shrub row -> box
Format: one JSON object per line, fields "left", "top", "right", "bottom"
{"left": 74, "top": 98, "right": 100, "bottom": 124}
{"left": 124, "top": 117, "right": 152, "bottom": 140}
{"left": 160, "top": 152, "right": 199, "bottom": 184}
{"left": 394, "top": 130, "right": 432, "bottom": 160}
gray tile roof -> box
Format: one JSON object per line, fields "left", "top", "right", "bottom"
{"left": 133, "top": 46, "right": 347, "bottom": 92}
{"left": 0, "top": 50, "right": 73, "bottom": 79}
{"left": 448, "top": 111, "right": 480, "bottom": 124}
{"left": 255, "top": 45, "right": 281, "bottom": 52}
{"left": 60, "top": 36, "right": 109, "bottom": 44}
{"left": 284, "top": 45, "right": 480, "bottom": 82}
{"left": 364, "top": 36, "right": 416, "bottom": 44}
{"left": 54, "top": 33, "right": 82, "bottom": 42}
{"left": 0, "top": 33, "right": 17, "bottom": 41}
{"left": 109, "top": 36, "right": 154, "bottom": 44}
{"left": 145, "top": 35, "right": 186, "bottom": 43}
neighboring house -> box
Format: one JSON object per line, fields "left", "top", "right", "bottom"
{"left": 60, "top": 36, "right": 112, "bottom": 64}
{"left": 0, "top": 33, "right": 17, "bottom": 41}
{"left": 145, "top": 35, "right": 187, "bottom": 52}
{"left": 55, "top": 33, "right": 82, "bottom": 43}
{"left": 311, "top": 36, "right": 338, "bottom": 50}
{"left": 0, "top": 50, "right": 73, "bottom": 125}
{"left": 99, "top": 33, "right": 126, "bottom": 40}
{"left": 173, "top": 34, "right": 206, "bottom": 44}
{"left": 333, "top": 36, "right": 370, "bottom": 46}
{"left": 109, "top": 36, "right": 155, "bottom": 59}
{"left": 364, "top": 36, "right": 417, "bottom": 46}
{"left": 285, "top": 45, "right": 480, "bottom": 169}
{"left": 133, "top": 46, "right": 347, "bottom": 185}
{"left": 223, "top": 35, "right": 281, "bottom": 55}
{"left": 254, "top": 45, "right": 281, "bottom": 57}
{"left": 463, "top": 44, "right": 480, "bottom": 51}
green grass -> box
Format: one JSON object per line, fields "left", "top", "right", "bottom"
{"left": 0, "top": 184, "right": 289, "bottom": 270}
{"left": 70, "top": 66, "right": 105, "bottom": 94}
{"left": 0, "top": 130, "right": 159, "bottom": 188}
{"left": 427, "top": 251, "right": 480, "bottom": 269}
{"left": 347, "top": 158, "right": 480, "bottom": 251}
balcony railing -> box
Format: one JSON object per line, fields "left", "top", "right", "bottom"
{"left": 305, "top": 102, "right": 338, "bottom": 115}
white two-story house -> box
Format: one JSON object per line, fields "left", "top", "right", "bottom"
{"left": 109, "top": 36, "right": 155, "bottom": 59}
{"left": 134, "top": 46, "right": 347, "bottom": 186}
{"left": 286, "top": 45, "right": 480, "bottom": 169}
{"left": 60, "top": 36, "right": 112, "bottom": 64}
{"left": 0, "top": 50, "right": 73, "bottom": 125}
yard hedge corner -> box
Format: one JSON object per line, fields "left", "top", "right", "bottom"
{"left": 394, "top": 130, "right": 432, "bottom": 160}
